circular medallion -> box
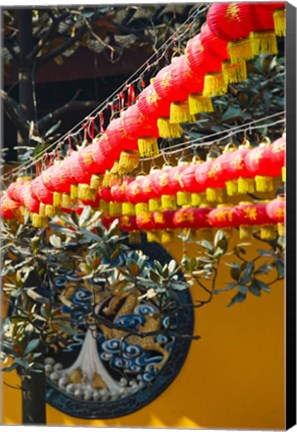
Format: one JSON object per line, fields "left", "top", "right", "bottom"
{"left": 46, "top": 241, "right": 194, "bottom": 419}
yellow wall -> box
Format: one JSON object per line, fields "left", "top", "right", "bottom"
{"left": 1, "top": 231, "right": 285, "bottom": 429}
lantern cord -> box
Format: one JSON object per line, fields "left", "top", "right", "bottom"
{"left": 141, "top": 112, "right": 286, "bottom": 161}
{"left": 1, "top": 4, "right": 208, "bottom": 183}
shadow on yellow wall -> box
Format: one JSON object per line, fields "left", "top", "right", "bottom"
{"left": 1, "top": 231, "right": 285, "bottom": 429}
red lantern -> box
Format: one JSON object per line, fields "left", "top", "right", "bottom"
{"left": 7, "top": 179, "right": 31, "bottom": 204}
{"left": 122, "top": 104, "right": 160, "bottom": 157}
{"left": 207, "top": 3, "right": 279, "bottom": 63}
{"left": 231, "top": 201, "right": 275, "bottom": 240}
{"left": 169, "top": 55, "right": 213, "bottom": 115}
{"left": 208, "top": 204, "right": 236, "bottom": 237}
{"left": 119, "top": 214, "right": 138, "bottom": 232}
{"left": 178, "top": 162, "right": 205, "bottom": 206}
{"left": 137, "top": 83, "right": 171, "bottom": 119}
{"left": 245, "top": 139, "right": 282, "bottom": 192}
{"left": 79, "top": 142, "right": 115, "bottom": 175}
{"left": 223, "top": 141, "right": 255, "bottom": 194}
{"left": 271, "top": 134, "right": 286, "bottom": 182}
{"left": 150, "top": 165, "right": 177, "bottom": 210}
{"left": 266, "top": 194, "right": 285, "bottom": 236}
{"left": 98, "top": 185, "right": 112, "bottom": 203}
{"left": 151, "top": 68, "right": 185, "bottom": 138}
{"left": 153, "top": 209, "right": 175, "bottom": 244}
{"left": 0, "top": 194, "right": 20, "bottom": 220}
{"left": 173, "top": 206, "right": 212, "bottom": 234}
{"left": 126, "top": 176, "right": 146, "bottom": 205}
{"left": 185, "top": 33, "right": 228, "bottom": 97}
{"left": 105, "top": 117, "right": 139, "bottom": 152}
{"left": 110, "top": 177, "right": 133, "bottom": 202}
{"left": 136, "top": 211, "right": 156, "bottom": 231}
{"left": 94, "top": 133, "right": 122, "bottom": 161}
{"left": 195, "top": 154, "right": 227, "bottom": 202}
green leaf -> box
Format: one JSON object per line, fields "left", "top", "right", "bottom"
{"left": 54, "top": 323, "right": 78, "bottom": 336}
{"left": 199, "top": 240, "right": 214, "bottom": 252}
{"left": 255, "top": 263, "right": 272, "bottom": 275}
{"left": 256, "top": 249, "right": 275, "bottom": 257}
{"left": 222, "top": 106, "right": 241, "bottom": 122}
{"left": 79, "top": 206, "right": 92, "bottom": 227}
{"left": 238, "top": 284, "right": 247, "bottom": 295}
{"left": 49, "top": 234, "right": 62, "bottom": 248}
{"left": 23, "top": 339, "right": 40, "bottom": 356}
{"left": 213, "top": 282, "right": 237, "bottom": 294}
{"left": 150, "top": 270, "right": 160, "bottom": 283}
{"left": 276, "top": 259, "right": 284, "bottom": 277}
{"left": 231, "top": 266, "right": 240, "bottom": 281}
{"left": 227, "top": 292, "right": 246, "bottom": 307}
{"left": 214, "top": 230, "right": 226, "bottom": 248}
{"left": 241, "top": 262, "right": 254, "bottom": 284}
{"left": 254, "top": 279, "right": 271, "bottom": 293}
{"left": 248, "top": 284, "right": 261, "bottom": 296}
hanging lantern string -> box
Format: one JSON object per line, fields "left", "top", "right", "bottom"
{"left": 1, "top": 110, "right": 285, "bottom": 192}
{"left": 1, "top": 5, "right": 208, "bottom": 183}
{"left": 140, "top": 111, "right": 286, "bottom": 161}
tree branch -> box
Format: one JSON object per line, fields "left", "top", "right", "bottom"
{"left": 5, "top": 40, "right": 20, "bottom": 61}
{"left": 28, "top": 11, "right": 71, "bottom": 62}
{"left": 35, "top": 11, "right": 103, "bottom": 66}
{"left": 0, "top": 90, "right": 28, "bottom": 138}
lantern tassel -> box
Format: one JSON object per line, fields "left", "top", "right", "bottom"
{"left": 99, "top": 199, "right": 109, "bottom": 216}
{"left": 138, "top": 137, "right": 159, "bottom": 158}
{"left": 176, "top": 191, "right": 192, "bottom": 207}
{"left": 260, "top": 225, "right": 276, "bottom": 240}
{"left": 148, "top": 198, "right": 161, "bottom": 212}
{"left": 222, "top": 59, "right": 247, "bottom": 84}
{"left": 109, "top": 202, "right": 122, "bottom": 217}
{"left": 78, "top": 184, "right": 97, "bottom": 201}
{"left": 282, "top": 166, "right": 286, "bottom": 182}
{"left": 228, "top": 38, "right": 253, "bottom": 64}
{"left": 188, "top": 94, "right": 214, "bottom": 115}
{"left": 277, "top": 222, "right": 285, "bottom": 237}
{"left": 254, "top": 175, "right": 274, "bottom": 193}
{"left": 226, "top": 180, "right": 239, "bottom": 196}
{"left": 161, "top": 195, "right": 176, "bottom": 210}
{"left": 206, "top": 188, "right": 223, "bottom": 203}
{"left": 53, "top": 192, "right": 62, "bottom": 207}
{"left": 70, "top": 185, "right": 78, "bottom": 200}
{"left": 157, "top": 118, "right": 183, "bottom": 138}
{"left": 122, "top": 202, "right": 135, "bottom": 216}
{"left": 203, "top": 73, "right": 228, "bottom": 98}
{"left": 238, "top": 177, "right": 255, "bottom": 194}
{"left": 191, "top": 193, "right": 202, "bottom": 207}
{"left": 160, "top": 230, "right": 174, "bottom": 245}
{"left": 45, "top": 205, "right": 56, "bottom": 218}
{"left": 250, "top": 31, "right": 278, "bottom": 57}
{"left": 239, "top": 225, "right": 254, "bottom": 240}
{"left": 61, "top": 193, "right": 71, "bottom": 208}
{"left": 32, "top": 213, "right": 48, "bottom": 228}
{"left": 170, "top": 101, "right": 196, "bottom": 124}
{"left": 135, "top": 203, "right": 148, "bottom": 216}
{"left": 146, "top": 232, "right": 160, "bottom": 243}
{"left": 39, "top": 203, "right": 46, "bottom": 217}
{"left": 273, "top": 9, "right": 286, "bottom": 37}
{"left": 90, "top": 174, "right": 103, "bottom": 190}
{"left": 119, "top": 150, "right": 140, "bottom": 173}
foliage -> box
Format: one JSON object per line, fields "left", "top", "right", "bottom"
{"left": 0, "top": 207, "right": 191, "bottom": 377}
{"left": 179, "top": 229, "right": 285, "bottom": 308}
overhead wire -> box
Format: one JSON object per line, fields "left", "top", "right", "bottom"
{"left": 140, "top": 111, "right": 286, "bottom": 160}
{"left": 2, "top": 4, "right": 208, "bottom": 183}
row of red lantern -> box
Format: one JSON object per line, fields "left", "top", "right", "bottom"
{"left": 1, "top": 133, "right": 285, "bottom": 228}
{"left": 109, "top": 135, "right": 285, "bottom": 208}
{"left": 117, "top": 195, "right": 285, "bottom": 244}
{"left": 1, "top": 188, "right": 285, "bottom": 247}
